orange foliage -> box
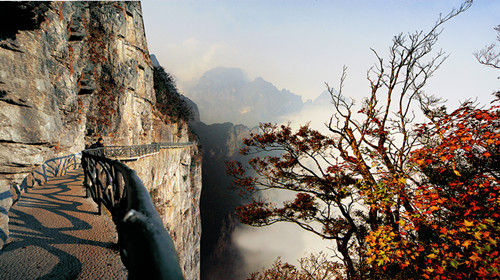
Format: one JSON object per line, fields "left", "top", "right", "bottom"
{"left": 365, "top": 99, "right": 500, "bottom": 279}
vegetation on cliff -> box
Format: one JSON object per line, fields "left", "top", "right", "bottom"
{"left": 153, "top": 65, "right": 192, "bottom": 122}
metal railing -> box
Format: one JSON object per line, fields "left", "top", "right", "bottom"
{"left": 81, "top": 144, "right": 190, "bottom": 279}
{"left": 158, "top": 142, "right": 193, "bottom": 149}
{"left": 12, "top": 153, "right": 81, "bottom": 204}
{"left": 85, "top": 144, "right": 159, "bottom": 159}
{"left": 85, "top": 142, "right": 193, "bottom": 160}
{"left": 2, "top": 153, "right": 82, "bottom": 248}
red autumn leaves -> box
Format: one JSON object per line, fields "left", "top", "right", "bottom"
{"left": 228, "top": 100, "right": 499, "bottom": 279}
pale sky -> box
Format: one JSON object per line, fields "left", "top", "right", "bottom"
{"left": 141, "top": 0, "right": 499, "bottom": 108}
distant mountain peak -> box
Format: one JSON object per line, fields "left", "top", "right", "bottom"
{"left": 313, "top": 90, "right": 335, "bottom": 106}
{"left": 199, "top": 67, "right": 248, "bottom": 82}
{"left": 183, "top": 67, "right": 336, "bottom": 126}
{"left": 184, "top": 67, "right": 304, "bottom": 126}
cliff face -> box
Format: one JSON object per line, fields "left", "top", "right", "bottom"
{"left": 190, "top": 120, "right": 256, "bottom": 280}
{"left": 0, "top": 2, "right": 151, "bottom": 193}
{"left": 0, "top": 2, "right": 201, "bottom": 279}
{"left": 126, "top": 147, "right": 202, "bottom": 280}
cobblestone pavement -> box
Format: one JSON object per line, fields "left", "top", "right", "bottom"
{"left": 0, "top": 169, "right": 127, "bottom": 279}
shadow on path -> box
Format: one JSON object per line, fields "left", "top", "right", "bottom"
{"left": 0, "top": 169, "right": 126, "bottom": 280}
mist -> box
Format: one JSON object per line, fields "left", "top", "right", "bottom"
{"left": 230, "top": 99, "right": 339, "bottom": 277}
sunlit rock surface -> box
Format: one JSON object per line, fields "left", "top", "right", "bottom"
{"left": 127, "top": 147, "right": 202, "bottom": 280}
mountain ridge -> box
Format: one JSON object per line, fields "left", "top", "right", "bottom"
{"left": 183, "top": 67, "right": 305, "bottom": 126}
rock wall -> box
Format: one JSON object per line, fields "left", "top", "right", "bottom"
{"left": 0, "top": 2, "right": 202, "bottom": 279}
{"left": 126, "top": 146, "right": 202, "bottom": 280}
{"left": 190, "top": 120, "right": 256, "bottom": 280}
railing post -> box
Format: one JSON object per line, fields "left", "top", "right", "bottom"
{"left": 82, "top": 156, "right": 89, "bottom": 198}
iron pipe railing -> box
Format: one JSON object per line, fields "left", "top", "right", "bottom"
{"left": 85, "top": 144, "right": 160, "bottom": 159}
{"left": 85, "top": 142, "right": 193, "bottom": 159}
{"left": 82, "top": 145, "right": 186, "bottom": 279}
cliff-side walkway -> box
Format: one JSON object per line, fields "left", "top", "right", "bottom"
{"left": 0, "top": 169, "right": 127, "bottom": 279}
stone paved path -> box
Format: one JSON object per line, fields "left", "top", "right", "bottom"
{"left": 0, "top": 169, "right": 127, "bottom": 279}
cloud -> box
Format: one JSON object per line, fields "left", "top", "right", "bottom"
{"left": 233, "top": 188, "right": 333, "bottom": 277}
{"left": 279, "top": 104, "right": 334, "bottom": 132}
{"left": 153, "top": 37, "right": 237, "bottom": 86}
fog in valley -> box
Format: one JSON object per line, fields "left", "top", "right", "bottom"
{"left": 178, "top": 66, "right": 343, "bottom": 278}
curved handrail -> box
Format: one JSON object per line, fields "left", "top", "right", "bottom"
{"left": 12, "top": 153, "right": 81, "bottom": 204}
{"left": 81, "top": 145, "right": 188, "bottom": 279}
{"left": 2, "top": 153, "right": 81, "bottom": 248}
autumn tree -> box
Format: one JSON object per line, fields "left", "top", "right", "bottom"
{"left": 227, "top": 2, "right": 472, "bottom": 279}
{"left": 365, "top": 98, "right": 500, "bottom": 279}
